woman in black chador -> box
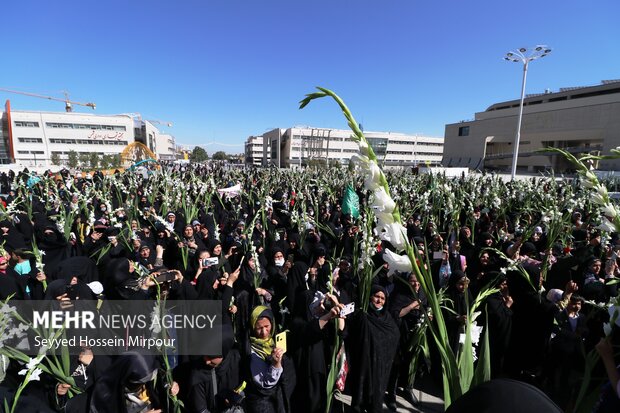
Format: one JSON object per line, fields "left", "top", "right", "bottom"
{"left": 89, "top": 351, "right": 170, "bottom": 413}
{"left": 345, "top": 285, "right": 400, "bottom": 413}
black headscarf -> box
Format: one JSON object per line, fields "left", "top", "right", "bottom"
{"left": 104, "top": 258, "right": 142, "bottom": 300}
{"left": 445, "top": 379, "right": 562, "bottom": 413}
{"left": 89, "top": 351, "right": 161, "bottom": 413}
{"left": 187, "top": 324, "right": 242, "bottom": 413}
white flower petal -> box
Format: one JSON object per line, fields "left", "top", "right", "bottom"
{"left": 600, "top": 204, "right": 618, "bottom": 219}
{"left": 28, "top": 368, "right": 43, "bottom": 382}
{"left": 598, "top": 217, "right": 617, "bottom": 233}
{"left": 382, "top": 249, "right": 413, "bottom": 275}
{"left": 371, "top": 188, "right": 396, "bottom": 214}
{"left": 374, "top": 210, "right": 395, "bottom": 226}
{"left": 379, "top": 222, "right": 408, "bottom": 251}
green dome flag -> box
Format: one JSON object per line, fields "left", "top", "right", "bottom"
{"left": 342, "top": 185, "right": 360, "bottom": 219}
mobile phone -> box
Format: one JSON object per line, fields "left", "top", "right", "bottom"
{"left": 433, "top": 251, "right": 444, "bottom": 260}
{"left": 203, "top": 257, "right": 219, "bottom": 267}
{"left": 155, "top": 271, "right": 176, "bottom": 284}
{"left": 275, "top": 332, "right": 287, "bottom": 353}
{"left": 287, "top": 254, "right": 295, "bottom": 263}
{"left": 340, "top": 302, "right": 355, "bottom": 317}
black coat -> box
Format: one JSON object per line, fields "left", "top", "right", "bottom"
{"left": 186, "top": 349, "right": 242, "bottom": 413}
{"left": 345, "top": 308, "right": 400, "bottom": 413}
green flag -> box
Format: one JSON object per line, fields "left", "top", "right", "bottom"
{"left": 341, "top": 185, "right": 360, "bottom": 219}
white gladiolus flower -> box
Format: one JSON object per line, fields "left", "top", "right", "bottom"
{"left": 470, "top": 311, "right": 481, "bottom": 323}
{"left": 373, "top": 210, "right": 395, "bottom": 226}
{"left": 28, "top": 368, "right": 43, "bottom": 382}
{"left": 592, "top": 185, "right": 608, "bottom": 205}
{"left": 379, "top": 222, "right": 407, "bottom": 251}
{"left": 25, "top": 357, "right": 42, "bottom": 370}
{"left": 585, "top": 170, "right": 597, "bottom": 182}
{"left": 600, "top": 204, "right": 618, "bottom": 219}
{"left": 358, "top": 139, "right": 369, "bottom": 156}
{"left": 371, "top": 188, "right": 396, "bottom": 214}
{"left": 363, "top": 162, "right": 383, "bottom": 191}
{"left": 470, "top": 323, "right": 483, "bottom": 345}
{"left": 598, "top": 217, "right": 617, "bottom": 233}
{"left": 382, "top": 249, "right": 413, "bottom": 275}
{"left": 350, "top": 153, "right": 370, "bottom": 168}
{"left": 580, "top": 178, "right": 595, "bottom": 189}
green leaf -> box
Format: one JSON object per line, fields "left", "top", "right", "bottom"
{"left": 473, "top": 310, "right": 491, "bottom": 386}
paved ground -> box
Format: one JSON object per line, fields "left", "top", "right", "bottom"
{"left": 334, "top": 376, "right": 445, "bottom": 412}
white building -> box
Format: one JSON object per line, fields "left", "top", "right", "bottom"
{"left": 155, "top": 133, "right": 177, "bottom": 161}
{"left": 261, "top": 126, "right": 443, "bottom": 169}
{"left": 244, "top": 135, "right": 266, "bottom": 166}
{"left": 443, "top": 80, "right": 620, "bottom": 172}
{"left": 0, "top": 100, "right": 177, "bottom": 167}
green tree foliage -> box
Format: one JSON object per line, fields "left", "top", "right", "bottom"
{"left": 50, "top": 152, "right": 61, "bottom": 166}
{"left": 211, "top": 151, "right": 229, "bottom": 161}
{"left": 111, "top": 154, "right": 121, "bottom": 168}
{"left": 79, "top": 153, "right": 90, "bottom": 167}
{"left": 100, "top": 154, "right": 112, "bottom": 169}
{"left": 67, "top": 151, "right": 79, "bottom": 169}
{"left": 190, "top": 146, "right": 209, "bottom": 163}
{"left": 89, "top": 152, "right": 99, "bottom": 169}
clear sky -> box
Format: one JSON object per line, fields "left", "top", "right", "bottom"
{"left": 1, "top": 0, "right": 618, "bottom": 153}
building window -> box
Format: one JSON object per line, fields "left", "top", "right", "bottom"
{"left": 14, "top": 121, "right": 40, "bottom": 128}
{"left": 17, "top": 137, "right": 43, "bottom": 143}
{"left": 17, "top": 150, "right": 44, "bottom": 154}
{"left": 458, "top": 126, "right": 470, "bottom": 136}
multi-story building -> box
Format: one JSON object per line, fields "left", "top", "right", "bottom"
{"left": 244, "top": 135, "right": 265, "bottom": 166}
{"left": 443, "top": 80, "right": 620, "bottom": 172}
{"left": 154, "top": 133, "right": 177, "bottom": 161}
{"left": 261, "top": 126, "right": 443, "bottom": 169}
{"left": 0, "top": 100, "right": 177, "bottom": 166}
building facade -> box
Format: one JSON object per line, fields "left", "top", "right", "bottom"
{"left": 443, "top": 80, "right": 620, "bottom": 172}
{"left": 244, "top": 135, "right": 265, "bottom": 166}
{"left": 261, "top": 126, "right": 443, "bottom": 169}
{"left": 0, "top": 101, "right": 177, "bottom": 167}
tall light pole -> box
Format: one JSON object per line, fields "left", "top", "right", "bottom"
{"left": 504, "top": 45, "right": 551, "bottom": 180}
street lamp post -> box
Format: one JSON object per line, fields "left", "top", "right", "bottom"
{"left": 504, "top": 45, "right": 551, "bottom": 180}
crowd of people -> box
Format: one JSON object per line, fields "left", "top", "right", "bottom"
{"left": 0, "top": 162, "right": 619, "bottom": 413}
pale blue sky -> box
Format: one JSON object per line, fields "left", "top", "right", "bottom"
{"left": 1, "top": 1, "right": 618, "bottom": 153}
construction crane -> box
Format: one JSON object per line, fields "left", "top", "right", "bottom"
{"left": 146, "top": 119, "right": 173, "bottom": 127}
{"left": 0, "top": 87, "right": 96, "bottom": 112}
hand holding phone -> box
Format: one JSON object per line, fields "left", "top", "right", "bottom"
{"left": 275, "top": 332, "right": 287, "bottom": 353}
{"left": 340, "top": 302, "right": 355, "bottom": 318}
{"left": 202, "top": 257, "right": 219, "bottom": 267}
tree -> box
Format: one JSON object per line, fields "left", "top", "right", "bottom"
{"left": 329, "top": 159, "right": 341, "bottom": 169}
{"left": 89, "top": 152, "right": 99, "bottom": 169}
{"left": 79, "top": 153, "right": 90, "bottom": 167}
{"left": 306, "top": 158, "right": 327, "bottom": 169}
{"left": 190, "top": 146, "right": 209, "bottom": 163}
{"left": 100, "top": 154, "right": 111, "bottom": 169}
{"left": 50, "top": 152, "right": 61, "bottom": 166}
{"left": 67, "top": 150, "right": 79, "bottom": 169}
{"left": 111, "top": 154, "right": 121, "bottom": 168}
{"left": 212, "top": 151, "right": 229, "bottom": 161}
